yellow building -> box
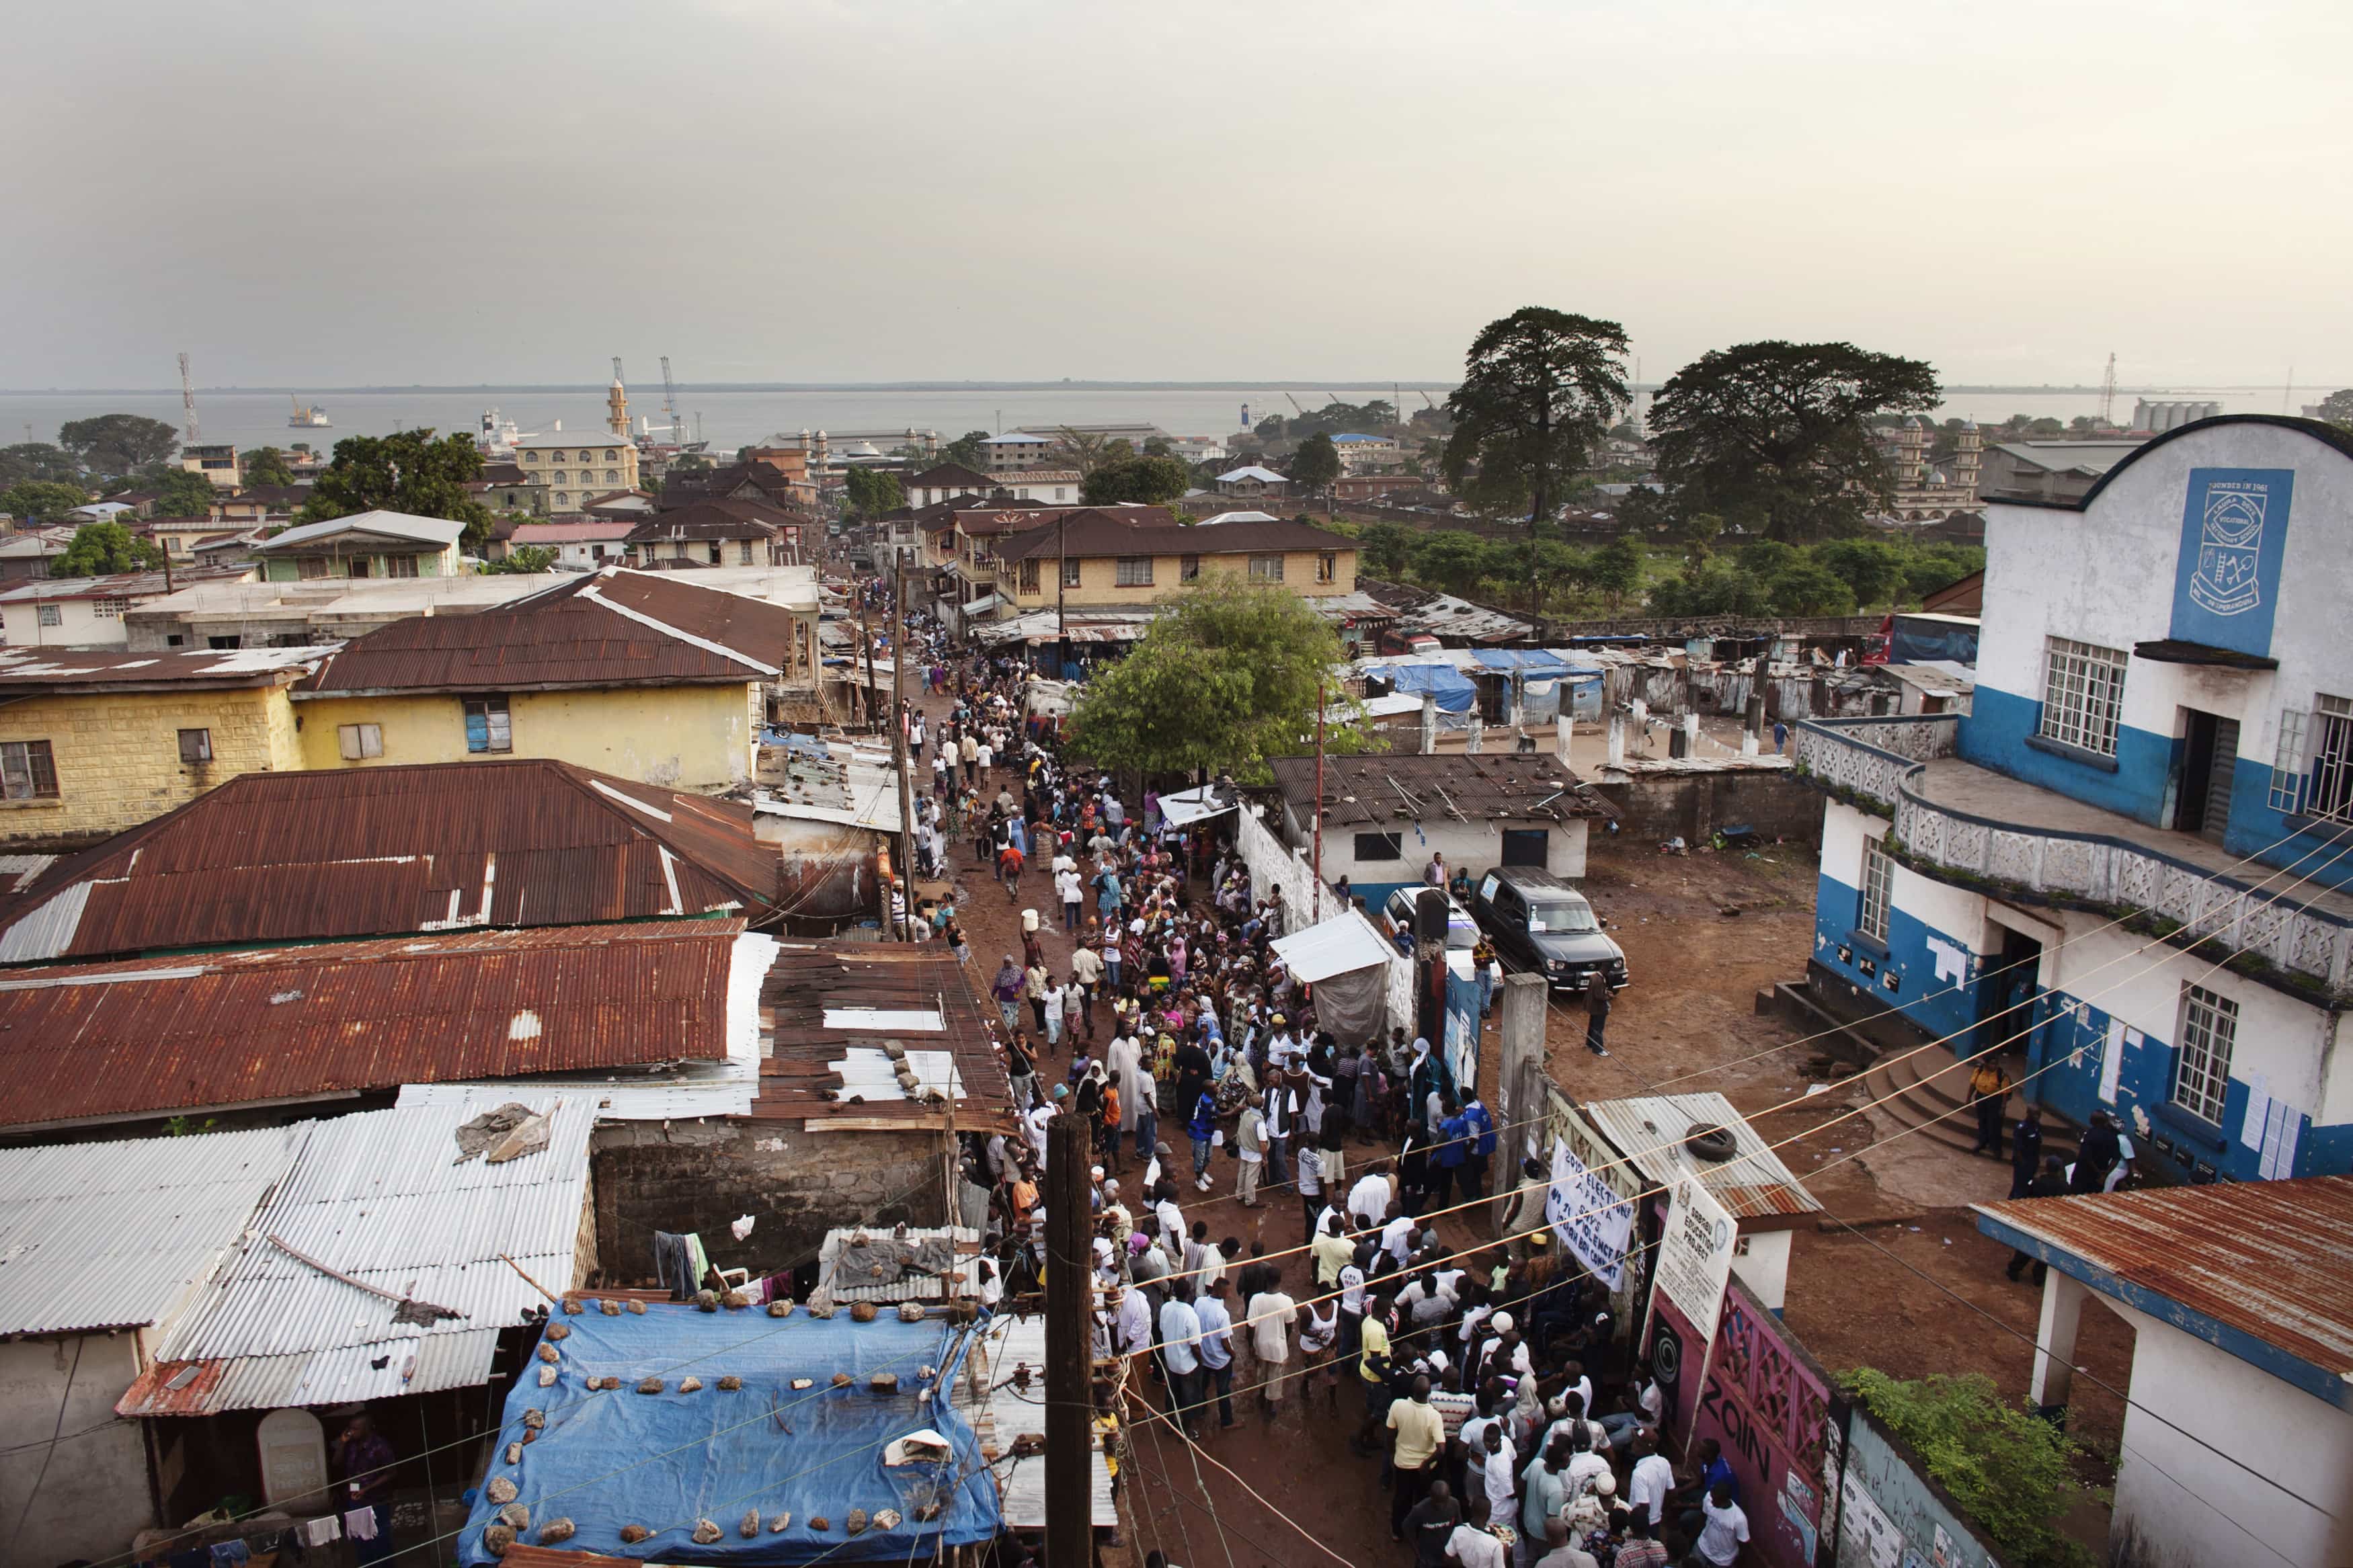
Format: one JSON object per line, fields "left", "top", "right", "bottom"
{"left": 0, "top": 646, "right": 323, "bottom": 850}
{"left": 292, "top": 567, "right": 801, "bottom": 792}
{"left": 986, "top": 511, "right": 1356, "bottom": 616}
{"left": 512, "top": 429, "right": 641, "bottom": 514}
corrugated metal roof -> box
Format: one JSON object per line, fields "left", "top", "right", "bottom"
{"left": 0, "top": 645, "right": 329, "bottom": 692}
{"left": 251, "top": 510, "right": 467, "bottom": 554}
{"left": 397, "top": 931, "right": 778, "bottom": 1122}
{"left": 755, "top": 942, "right": 1015, "bottom": 1129}
{"left": 121, "top": 1099, "right": 594, "bottom": 1415}
{"left": 1578, "top": 1091, "right": 1824, "bottom": 1221}
{"left": 817, "top": 1226, "right": 982, "bottom": 1303}
{"left": 1972, "top": 1175, "right": 2353, "bottom": 1379}
{"left": 1267, "top": 752, "right": 1615, "bottom": 827}
{"left": 0, "top": 760, "right": 780, "bottom": 963}
{"left": 0, "top": 920, "right": 746, "bottom": 1131}
{"left": 0, "top": 1125, "right": 298, "bottom": 1337}
{"left": 964, "top": 1311, "right": 1115, "bottom": 1528}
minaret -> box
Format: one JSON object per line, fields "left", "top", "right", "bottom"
{"left": 607, "top": 372, "right": 629, "bottom": 439}
{"left": 1954, "top": 419, "right": 1982, "bottom": 501}
{"left": 1895, "top": 417, "right": 1927, "bottom": 491}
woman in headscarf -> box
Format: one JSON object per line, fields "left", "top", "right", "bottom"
{"left": 991, "top": 956, "right": 1025, "bottom": 1035}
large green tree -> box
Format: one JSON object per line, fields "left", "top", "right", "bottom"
{"left": 301, "top": 428, "right": 492, "bottom": 548}
{"left": 58, "top": 413, "right": 180, "bottom": 477}
{"left": 843, "top": 466, "right": 906, "bottom": 521}
{"left": 241, "top": 446, "right": 298, "bottom": 488}
{"left": 0, "top": 443, "right": 81, "bottom": 488}
{"left": 149, "top": 468, "right": 222, "bottom": 518}
{"left": 1, "top": 480, "right": 92, "bottom": 522}
{"left": 1647, "top": 341, "right": 1941, "bottom": 542}
{"left": 54, "top": 520, "right": 165, "bottom": 576}
{"left": 1355, "top": 522, "right": 1418, "bottom": 579}
{"left": 1442, "top": 306, "right": 1630, "bottom": 531}
{"left": 1082, "top": 456, "right": 1191, "bottom": 507}
{"left": 1812, "top": 537, "right": 1909, "bottom": 608}
{"left": 1285, "top": 434, "right": 1341, "bottom": 508}
{"left": 1588, "top": 538, "right": 1645, "bottom": 612}
{"left": 941, "top": 429, "right": 992, "bottom": 470}
{"left": 1064, "top": 578, "right": 1369, "bottom": 780}
{"left": 485, "top": 544, "right": 561, "bottom": 575}
{"left": 2317, "top": 388, "right": 2353, "bottom": 431}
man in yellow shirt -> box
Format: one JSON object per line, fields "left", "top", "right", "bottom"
{"left": 1967, "top": 1055, "right": 2011, "bottom": 1159}
{"left": 1387, "top": 1374, "right": 1446, "bottom": 1542}
{"left": 1311, "top": 1215, "right": 1356, "bottom": 1288}
{"left": 1351, "top": 1293, "right": 1397, "bottom": 1457}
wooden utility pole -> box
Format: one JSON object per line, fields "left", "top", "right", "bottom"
{"left": 890, "top": 559, "right": 916, "bottom": 940}
{"left": 1044, "top": 1114, "right": 1092, "bottom": 1568}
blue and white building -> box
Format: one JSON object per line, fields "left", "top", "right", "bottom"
{"left": 1798, "top": 416, "right": 2353, "bottom": 1183}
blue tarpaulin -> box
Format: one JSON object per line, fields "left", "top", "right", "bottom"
{"left": 1471, "top": 649, "right": 1572, "bottom": 679}
{"left": 455, "top": 1303, "right": 1000, "bottom": 1566}
{"left": 1363, "top": 661, "right": 1476, "bottom": 712}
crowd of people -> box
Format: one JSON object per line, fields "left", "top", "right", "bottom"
{"left": 857, "top": 594, "right": 1752, "bottom": 1568}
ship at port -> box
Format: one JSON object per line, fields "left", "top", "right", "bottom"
{"left": 288, "top": 396, "right": 332, "bottom": 427}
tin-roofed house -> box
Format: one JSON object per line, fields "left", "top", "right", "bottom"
{"left": 0, "top": 645, "right": 329, "bottom": 850}
{"left": 1974, "top": 1176, "right": 2353, "bottom": 1568}
{"left": 1266, "top": 751, "right": 1615, "bottom": 908}
{"left": 292, "top": 568, "right": 810, "bottom": 790}
{"left": 248, "top": 509, "right": 469, "bottom": 581}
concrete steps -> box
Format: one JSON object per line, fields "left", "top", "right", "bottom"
{"left": 1860, "top": 1042, "right": 2079, "bottom": 1163}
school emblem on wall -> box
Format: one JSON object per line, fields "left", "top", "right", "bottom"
{"left": 2189, "top": 483, "right": 2267, "bottom": 616}
{"left": 2169, "top": 466, "right": 2294, "bottom": 659}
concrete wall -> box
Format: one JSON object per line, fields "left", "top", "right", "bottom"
{"left": 1285, "top": 802, "right": 1589, "bottom": 907}
{"left": 590, "top": 1120, "right": 948, "bottom": 1286}
{"left": 0, "top": 685, "right": 302, "bottom": 849}
{"left": 1966, "top": 421, "right": 2353, "bottom": 891}
{"left": 1589, "top": 769, "right": 1822, "bottom": 847}
{"left": 0, "top": 595, "right": 136, "bottom": 649}
{"left": 295, "top": 681, "right": 760, "bottom": 790}
{"left": 1832, "top": 1405, "right": 2006, "bottom": 1568}
{"left": 0, "top": 1333, "right": 154, "bottom": 1567}
{"left": 994, "top": 545, "right": 1357, "bottom": 612}
{"left": 2104, "top": 1301, "right": 2353, "bottom": 1568}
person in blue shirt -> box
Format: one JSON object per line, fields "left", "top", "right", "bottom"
{"left": 1187, "top": 1090, "right": 1217, "bottom": 1192}
{"left": 1431, "top": 1097, "right": 1470, "bottom": 1214}
{"left": 1460, "top": 1092, "right": 1496, "bottom": 1203}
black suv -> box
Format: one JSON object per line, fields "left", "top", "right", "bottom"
{"left": 1467, "top": 866, "right": 1629, "bottom": 992}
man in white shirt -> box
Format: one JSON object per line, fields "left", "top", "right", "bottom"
{"left": 1624, "top": 1432, "right": 1673, "bottom": 1529}
{"left": 1158, "top": 1291, "right": 1205, "bottom": 1440}
{"left": 1695, "top": 1484, "right": 1749, "bottom": 1567}
{"left": 1379, "top": 1212, "right": 1418, "bottom": 1274}
{"left": 1194, "top": 1278, "right": 1238, "bottom": 1429}
{"left": 1245, "top": 1283, "right": 1299, "bottom": 1407}
{"left": 1464, "top": 1421, "right": 1517, "bottom": 1526}
{"left": 1444, "top": 1518, "right": 1506, "bottom": 1568}
{"left": 1348, "top": 1167, "right": 1395, "bottom": 1231}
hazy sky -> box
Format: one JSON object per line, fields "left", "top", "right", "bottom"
{"left": 6, "top": 0, "right": 2347, "bottom": 390}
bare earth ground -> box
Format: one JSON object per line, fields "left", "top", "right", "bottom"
{"left": 908, "top": 683, "right": 2120, "bottom": 1567}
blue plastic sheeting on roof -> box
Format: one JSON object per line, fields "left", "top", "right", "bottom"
{"left": 454, "top": 1304, "right": 999, "bottom": 1566}
{"left": 1472, "top": 649, "right": 1574, "bottom": 679}
{"left": 762, "top": 729, "right": 832, "bottom": 758}
{"left": 1363, "top": 662, "right": 1475, "bottom": 712}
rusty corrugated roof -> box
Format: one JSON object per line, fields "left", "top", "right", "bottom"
{"left": 584, "top": 567, "right": 801, "bottom": 669}
{"left": 0, "top": 759, "right": 780, "bottom": 963}
{"left": 0, "top": 645, "right": 330, "bottom": 692}
{"left": 1972, "top": 1175, "right": 2353, "bottom": 1382}
{"left": 0, "top": 920, "right": 745, "bottom": 1132}
{"left": 1579, "top": 1091, "right": 1824, "bottom": 1221}
{"left": 294, "top": 589, "right": 751, "bottom": 694}
{"left": 756, "top": 941, "right": 1016, "bottom": 1129}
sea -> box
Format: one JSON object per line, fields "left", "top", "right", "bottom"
{"left": 0, "top": 383, "right": 2289, "bottom": 456}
